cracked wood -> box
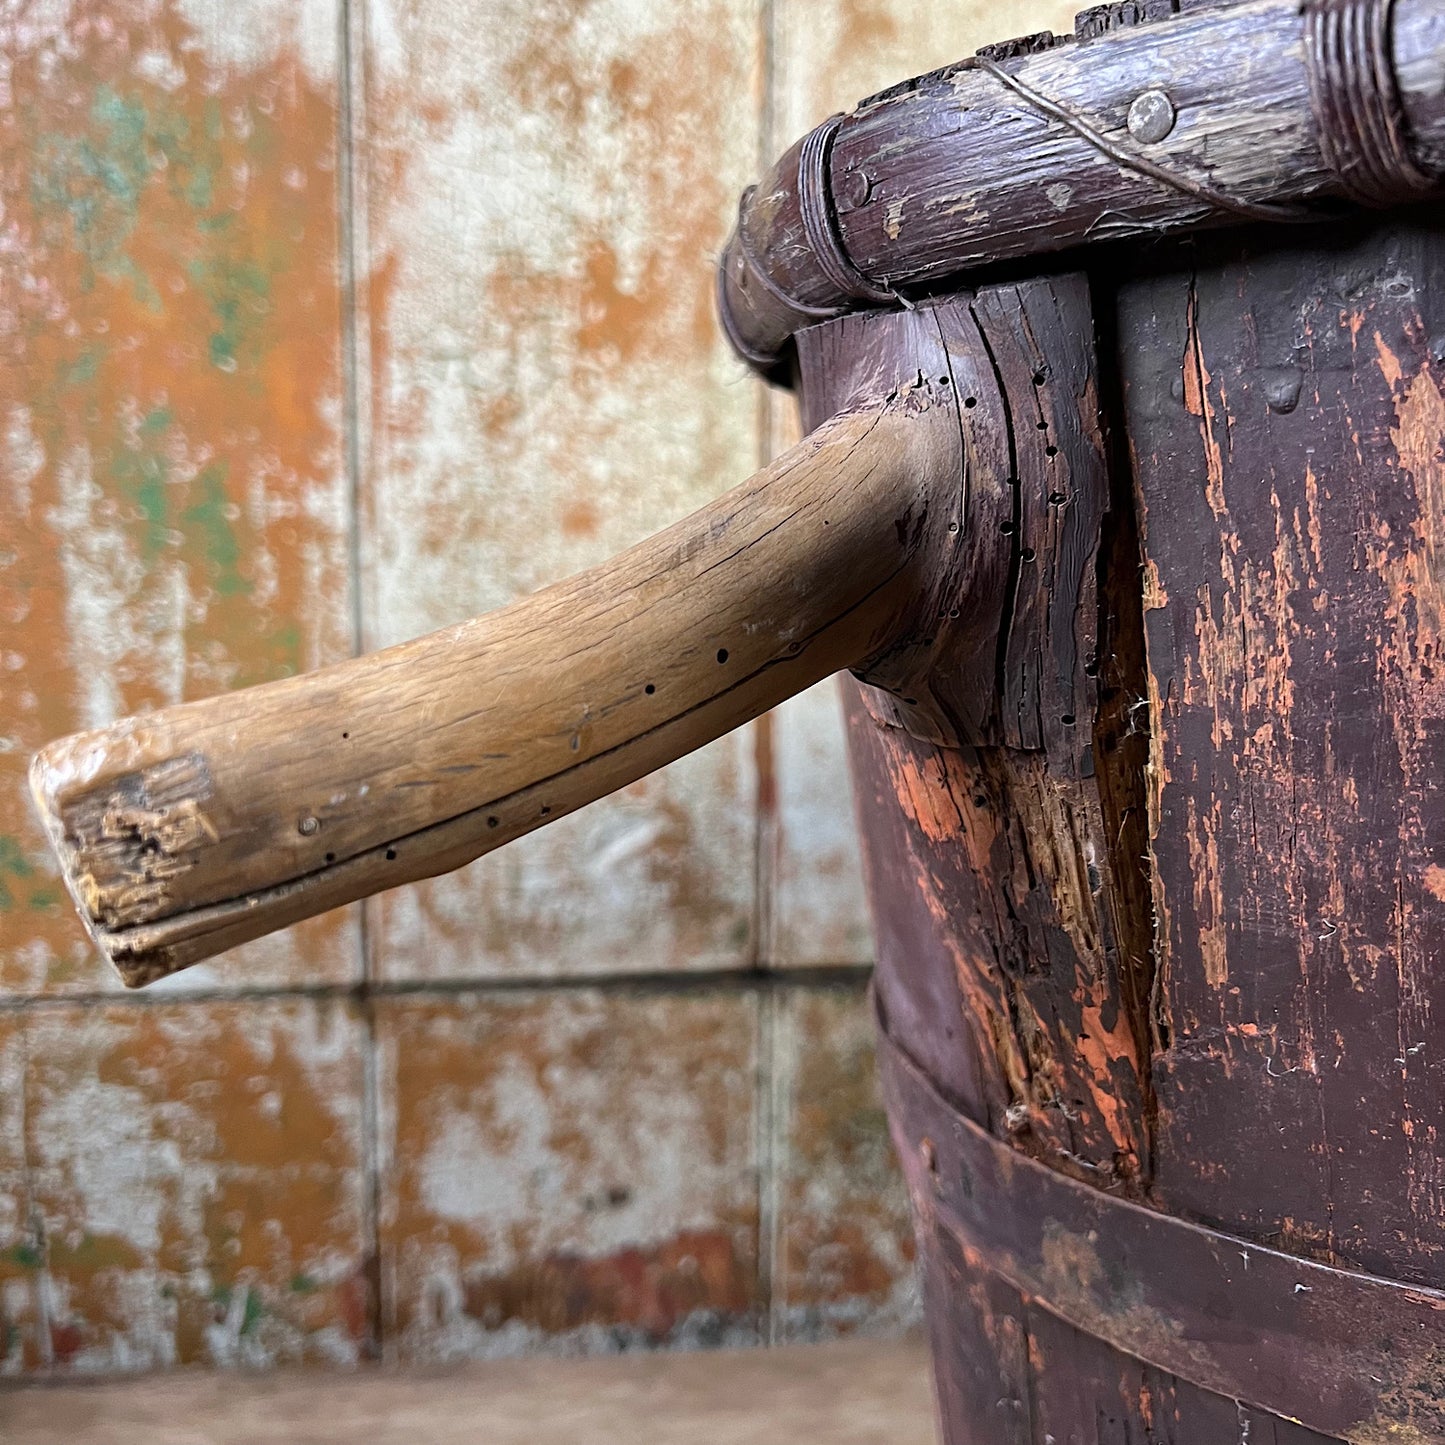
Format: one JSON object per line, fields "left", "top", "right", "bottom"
{"left": 32, "top": 387, "right": 967, "bottom": 985}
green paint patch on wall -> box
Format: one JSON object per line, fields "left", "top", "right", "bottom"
{"left": 4, "top": 1243, "right": 42, "bottom": 1271}
{"left": 2, "top": 0, "right": 351, "bottom": 996}
{"left": 64, "top": 348, "right": 100, "bottom": 386}
{"left": 269, "top": 622, "right": 304, "bottom": 677}
{"left": 182, "top": 461, "right": 249, "bottom": 597}
{"left": 194, "top": 255, "right": 272, "bottom": 376}
{"left": 211, "top": 1284, "right": 268, "bottom": 1338}
{"left": 0, "top": 836, "right": 35, "bottom": 912}
{"left": 110, "top": 426, "right": 171, "bottom": 559}
{"left": 30, "top": 84, "right": 229, "bottom": 309}
{"left": 30, "top": 87, "right": 151, "bottom": 298}
{"left": 29, "top": 68, "right": 302, "bottom": 600}
{"left": 25, "top": 887, "right": 63, "bottom": 915}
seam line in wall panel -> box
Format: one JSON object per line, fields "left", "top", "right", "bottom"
{"left": 15, "top": 1016, "right": 55, "bottom": 1369}
{"left": 759, "top": 0, "right": 776, "bottom": 173}
{"left": 752, "top": 0, "right": 780, "bottom": 981}
{"left": 755, "top": 984, "right": 779, "bottom": 1345}
{"left": 754, "top": 707, "right": 778, "bottom": 972}
{"left": 750, "top": 59, "right": 782, "bottom": 1381}
{"left": 338, "top": 0, "right": 367, "bottom": 671}
{"left": 755, "top": 0, "right": 779, "bottom": 478}
{"left": 736, "top": 0, "right": 784, "bottom": 1325}
{"left": 0, "top": 964, "right": 876, "bottom": 1013}
{"left": 336, "top": 0, "right": 373, "bottom": 995}
{"left": 337, "top": 0, "right": 383, "bottom": 1362}
{"left": 358, "top": 989, "right": 385, "bottom": 1362}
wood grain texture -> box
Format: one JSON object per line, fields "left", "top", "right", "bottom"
{"left": 0, "top": 0, "right": 357, "bottom": 994}
{"left": 32, "top": 396, "right": 963, "bottom": 986}
{"left": 826, "top": 274, "right": 1151, "bottom": 1190}
{"left": 722, "top": 0, "right": 1445, "bottom": 370}
{"left": 1120, "top": 217, "right": 1445, "bottom": 1290}
{"left": 838, "top": 211, "right": 1445, "bottom": 1438}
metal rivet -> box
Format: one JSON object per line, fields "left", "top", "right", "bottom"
{"left": 1265, "top": 369, "right": 1303, "bottom": 415}
{"left": 298, "top": 815, "right": 319, "bottom": 836}
{"left": 838, "top": 167, "right": 873, "bottom": 210}
{"left": 1127, "top": 88, "right": 1176, "bottom": 144}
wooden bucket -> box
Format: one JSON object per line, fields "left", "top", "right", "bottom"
{"left": 719, "top": 2, "right": 1445, "bottom": 1438}
{"left": 842, "top": 216, "right": 1445, "bottom": 1444}
{"left": 26, "top": 1, "right": 1445, "bottom": 1435}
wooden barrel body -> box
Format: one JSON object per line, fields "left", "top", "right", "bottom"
{"left": 825, "top": 214, "right": 1445, "bottom": 1441}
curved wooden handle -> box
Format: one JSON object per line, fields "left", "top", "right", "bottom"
{"left": 31, "top": 395, "right": 959, "bottom": 985}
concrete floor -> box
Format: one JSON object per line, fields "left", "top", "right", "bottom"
{"left": 0, "top": 1337, "right": 937, "bottom": 1445}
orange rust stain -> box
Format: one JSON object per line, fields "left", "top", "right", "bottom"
{"left": 839, "top": 0, "right": 903, "bottom": 57}
{"left": 559, "top": 498, "right": 602, "bottom": 539}
{"left": 483, "top": 7, "right": 741, "bottom": 361}
{"left": 12, "top": 999, "right": 367, "bottom": 1370}
{"left": 359, "top": 0, "right": 759, "bottom": 983}
{"left": 1182, "top": 287, "right": 1228, "bottom": 518}
{"left": 378, "top": 993, "right": 760, "bottom": 1355}
{"left": 1186, "top": 794, "right": 1228, "bottom": 988}
{"left": 1424, "top": 866, "right": 1445, "bottom": 904}
{"left": 1374, "top": 330, "right": 1405, "bottom": 392}
{"left": 576, "top": 241, "right": 653, "bottom": 362}
{"left": 775, "top": 989, "right": 916, "bottom": 1328}
{"left": 0, "top": 3, "right": 349, "bottom": 992}
{"left": 462, "top": 1230, "right": 753, "bottom": 1339}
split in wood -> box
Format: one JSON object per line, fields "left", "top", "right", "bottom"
{"left": 31, "top": 351, "right": 967, "bottom": 985}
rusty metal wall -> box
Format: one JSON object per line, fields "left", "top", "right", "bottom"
{"left": 0, "top": 0, "right": 1073, "bottom": 1372}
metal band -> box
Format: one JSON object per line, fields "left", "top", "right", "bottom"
{"left": 716, "top": 186, "right": 850, "bottom": 373}
{"left": 875, "top": 1005, "right": 1445, "bottom": 1441}
{"left": 797, "top": 116, "right": 898, "bottom": 307}
{"left": 733, "top": 189, "right": 848, "bottom": 324}
{"left": 1306, "top": 0, "right": 1436, "bottom": 206}
{"left": 713, "top": 258, "right": 780, "bottom": 373}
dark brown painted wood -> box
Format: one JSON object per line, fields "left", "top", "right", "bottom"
{"left": 831, "top": 212, "right": 1445, "bottom": 1442}
{"left": 719, "top": 0, "right": 1445, "bottom": 374}
{"left": 1118, "top": 214, "right": 1445, "bottom": 1290}
{"left": 880, "top": 1016, "right": 1445, "bottom": 1439}
{"left": 815, "top": 274, "right": 1153, "bottom": 1191}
